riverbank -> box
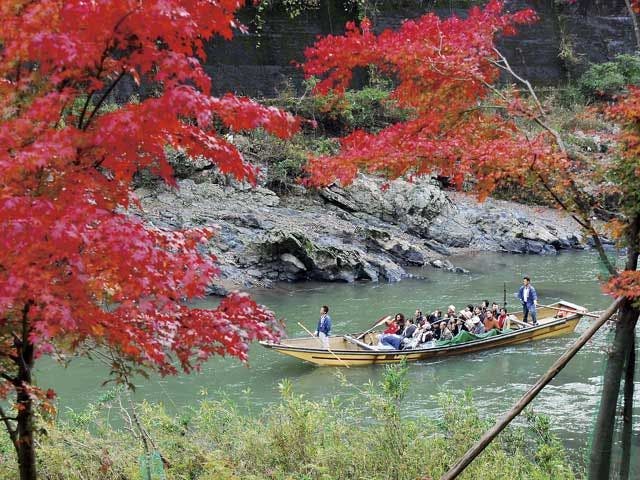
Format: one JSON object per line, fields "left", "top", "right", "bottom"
{"left": 2, "top": 363, "right": 578, "bottom": 480}
{"left": 136, "top": 172, "right": 592, "bottom": 292}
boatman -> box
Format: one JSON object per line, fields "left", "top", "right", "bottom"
{"left": 518, "top": 276, "right": 538, "bottom": 326}
{"left": 315, "top": 305, "right": 332, "bottom": 348}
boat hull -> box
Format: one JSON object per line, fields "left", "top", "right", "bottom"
{"left": 260, "top": 302, "right": 584, "bottom": 367}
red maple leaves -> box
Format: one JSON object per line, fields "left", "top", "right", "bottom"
{"left": 0, "top": 0, "right": 300, "bottom": 405}
{"left": 301, "top": 1, "right": 544, "bottom": 197}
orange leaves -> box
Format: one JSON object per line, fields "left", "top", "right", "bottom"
{"left": 604, "top": 271, "right": 640, "bottom": 301}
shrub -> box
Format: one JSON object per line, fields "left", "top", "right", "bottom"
{"left": 579, "top": 54, "right": 640, "bottom": 100}
{"left": 265, "top": 78, "right": 408, "bottom": 136}
{"left": 0, "top": 366, "right": 578, "bottom": 479}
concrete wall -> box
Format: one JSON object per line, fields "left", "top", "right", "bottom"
{"left": 203, "top": 0, "right": 636, "bottom": 96}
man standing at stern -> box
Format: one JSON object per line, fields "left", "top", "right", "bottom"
{"left": 316, "top": 305, "right": 332, "bottom": 348}
{"left": 518, "top": 276, "right": 538, "bottom": 326}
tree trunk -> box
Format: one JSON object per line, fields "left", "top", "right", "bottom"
{"left": 625, "top": 0, "right": 640, "bottom": 51}
{"left": 589, "top": 215, "right": 640, "bottom": 480}
{"left": 15, "top": 303, "right": 36, "bottom": 480}
{"left": 588, "top": 304, "right": 637, "bottom": 479}
{"left": 620, "top": 335, "right": 635, "bottom": 480}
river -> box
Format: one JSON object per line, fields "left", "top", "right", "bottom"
{"left": 41, "top": 250, "right": 639, "bottom": 472}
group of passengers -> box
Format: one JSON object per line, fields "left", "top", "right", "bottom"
{"left": 378, "top": 301, "right": 514, "bottom": 350}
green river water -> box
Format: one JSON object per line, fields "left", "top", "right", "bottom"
{"left": 41, "top": 250, "right": 639, "bottom": 470}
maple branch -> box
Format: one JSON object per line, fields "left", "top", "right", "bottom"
{"left": 80, "top": 6, "right": 140, "bottom": 130}
{"left": 83, "top": 70, "right": 125, "bottom": 131}
{"left": 484, "top": 52, "right": 618, "bottom": 277}
{"left": 491, "top": 48, "right": 546, "bottom": 119}
{"left": 78, "top": 92, "right": 95, "bottom": 130}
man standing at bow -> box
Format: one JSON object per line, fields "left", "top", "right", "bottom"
{"left": 518, "top": 276, "right": 538, "bottom": 326}
{"left": 315, "top": 305, "right": 332, "bottom": 348}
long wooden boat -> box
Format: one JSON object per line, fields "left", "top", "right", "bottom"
{"left": 260, "top": 301, "right": 587, "bottom": 366}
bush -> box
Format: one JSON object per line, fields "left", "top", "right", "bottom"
{"left": 0, "top": 363, "right": 579, "bottom": 480}
{"left": 243, "top": 130, "right": 339, "bottom": 193}
{"left": 578, "top": 54, "right": 640, "bottom": 100}
{"left": 265, "top": 78, "right": 408, "bottom": 136}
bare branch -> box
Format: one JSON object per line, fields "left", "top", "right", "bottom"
{"left": 83, "top": 70, "right": 125, "bottom": 131}
{"left": 488, "top": 49, "right": 618, "bottom": 277}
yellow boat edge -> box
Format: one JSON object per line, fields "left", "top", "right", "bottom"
{"left": 259, "top": 301, "right": 587, "bottom": 367}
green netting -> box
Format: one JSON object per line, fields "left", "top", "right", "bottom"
{"left": 435, "top": 328, "right": 514, "bottom": 347}
{"left": 139, "top": 451, "right": 166, "bottom": 480}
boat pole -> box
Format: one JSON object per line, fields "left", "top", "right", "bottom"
{"left": 297, "top": 322, "right": 350, "bottom": 368}
{"left": 538, "top": 304, "right": 600, "bottom": 318}
{"left": 356, "top": 315, "right": 392, "bottom": 340}
{"left": 503, "top": 282, "right": 507, "bottom": 310}
{"left": 441, "top": 297, "right": 623, "bottom": 480}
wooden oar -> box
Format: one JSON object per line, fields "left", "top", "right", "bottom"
{"left": 356, "top": 315, "right": 392, "bottom": 340}
{"left": 297, "top": 322, "right": 350, "bottom": 368}
{"left": 538, "top": 304, "right": 599, "bottom": 318}
{"left": 510, "top": 318, "right": 533, "bottom": 329}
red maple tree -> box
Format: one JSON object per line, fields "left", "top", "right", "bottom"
{"left": 302, "top": 1, "right": 546, "bottom": 198}
{"left": 0, "top": 1, "right": 299, "bottom": 478}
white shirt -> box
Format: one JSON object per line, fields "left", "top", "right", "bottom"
{"left": 523, "top": 286, "right": 530, "bottom": 302}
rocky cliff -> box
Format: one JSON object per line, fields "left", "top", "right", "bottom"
{"left": 136, "top": 172, "right": 590, "bottom": 292}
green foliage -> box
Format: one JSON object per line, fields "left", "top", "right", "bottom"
{"left": 245, "top": 130, "right": 339, "bottom": 193}
{"left": 578, "top": 54, "right": 640, "bottom": 100}
{"left": 252, "top": 0, "right": 321, "bottom": 44}
{"left": 266, "top": 78, "right": 407, "bottom": 136}
{"left": 0, "top": 369, "right": 578, "bottom": 480}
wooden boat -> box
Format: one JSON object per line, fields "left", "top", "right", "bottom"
{"left": 260, "top": 301, "right": 587, "bottom": 367}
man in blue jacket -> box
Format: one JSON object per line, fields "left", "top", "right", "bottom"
{"left": 315, "top": 305, "right": 332, "bottom": 348}
{"left": 518, "top": 276, "right": 538, "bottom": 325}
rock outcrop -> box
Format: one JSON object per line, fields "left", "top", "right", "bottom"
{"left": 136, "top": 173, "right": 588, "bottom": 290}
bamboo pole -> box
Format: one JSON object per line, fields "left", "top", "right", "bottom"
{"left": 297, "top": 322, "right": 350, "bottom": 368}
{"left": 441, "top": 297, "right": 623, "bottom": 480}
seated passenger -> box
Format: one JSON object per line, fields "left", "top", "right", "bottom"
{"left": 497, "top": 308, "right": 508, "bottom": 329}
{"left": 483, "top": 310, "right": 501, "bottom": 331}
{"left": 414, "top": 309, "right": 426, "bottom": 326}
{"left": 470, "top": 316, "right": 485, "bottom": 335}
{"left": 453, "top": 317, "right": 465, "bottom": 335}
{"left": 379, "top": 334, "right": 403, "bottom": 350}
{"left": 448, "top": 318, "right": 459, "bottom": 337}
{"left": 401, "top": 317, "right": 417, "bottom": 338}
{"left": 481, "top": 300, "right": 490, "bottom": 312}
{"left": 428, "top": 309, "right": 443, "bottom": 326}
{"left": 474, "top": 306, "right": 485, "bottom": 322}
{"left": 460, "top": 310, "right": 473, "bottom": 331}
{"left": 445, "top": 305, "right": 456, "bottom": 320}
{"left": 491, "top": 302, "right": 500, "bottom": 317}
{"left": 415, "top": 323, "right": 434, "bottom": 343}
{"left": 384, "top": 313, "right": 404, "bottom": 334}
{"left": 432, "top": 321, "right": 442, "bottom": 340}
{"left": 440, "top": 321, "right": 453, "bottom": 341}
